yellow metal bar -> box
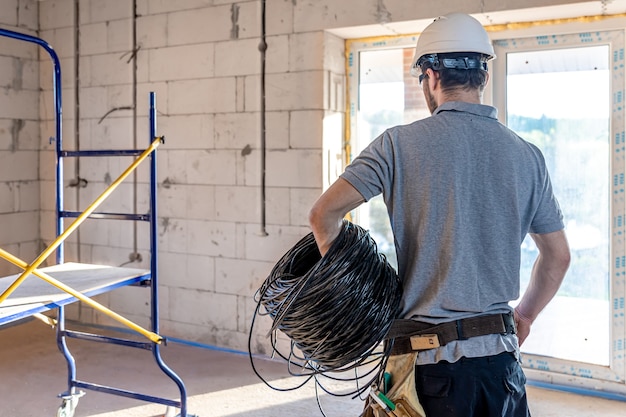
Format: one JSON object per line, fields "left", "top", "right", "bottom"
{"left": 0, "top": 137, "right": 163, "bottom": 304}
{"left": 0, "top": 247, "right": 163, "bottom": 343}
{"left": 33, "top": 312, "right": 57, "bottom": 327}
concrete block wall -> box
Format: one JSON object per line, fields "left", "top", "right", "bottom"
{"left": 2, "top": 0, "right": 593, "bottom": 353}
{"left": 33, "top": 0, "right": 343, "bottom": 351}
{"left": 0, "top": 0, "right": 40, "bottom": 277}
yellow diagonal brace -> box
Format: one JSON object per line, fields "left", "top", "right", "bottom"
{"left": 0, "top": 247, "right": 163, "bottom": 344}
{"left": 0, "top": 137, "right": 163, "bottom": 304}
{"left": 33, "top": 312, "right": 57, "bottom": 327}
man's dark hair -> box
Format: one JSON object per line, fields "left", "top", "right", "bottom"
{"left": 419, "top": 52, "right": 489, "bottom": 92}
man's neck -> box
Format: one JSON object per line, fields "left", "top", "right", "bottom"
{"left": 439, "top": 88, "right": 483, "bottom": 105}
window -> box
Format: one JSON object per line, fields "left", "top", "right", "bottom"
{"left": 506, "top": 45, "right": 610, "bottom": 365}
{"left": 492, "top": 30, "right": 625, "bottom": 384}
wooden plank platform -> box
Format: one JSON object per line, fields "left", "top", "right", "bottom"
{"left": 0, "top": 262, "right": 150, "bottom": 325}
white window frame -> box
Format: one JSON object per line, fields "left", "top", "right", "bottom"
{"left": 491, "top": 24, "right": 626, "bottom": 397}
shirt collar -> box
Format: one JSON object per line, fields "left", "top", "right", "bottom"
{"left": 433, "top": 101, "right": 498, "bottom": 120}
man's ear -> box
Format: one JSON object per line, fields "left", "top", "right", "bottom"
{"left": 426, "top": 68, "right": 439, "bottom": 89}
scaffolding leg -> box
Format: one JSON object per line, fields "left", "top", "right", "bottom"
{"left": 148, "top": 92, "right": 196, "bottom": 417}
{"left": 55, "top": 305, "right": 85, "bottom": 417}
{"left": 152, "top": 343, "right": 196, "bottom": 417}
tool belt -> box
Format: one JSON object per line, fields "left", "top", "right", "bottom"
{"left": 362, "top": 352, "right": 425, "bottom": 417}
{"left": 387, "top": 312, "right": 516, "bottom": 356}
{"left": 362, "top": 313, "right": 515, "bottom": 417}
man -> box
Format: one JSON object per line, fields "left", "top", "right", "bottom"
{"left": 309, "top": 13, "right": 571, "bottom": 417}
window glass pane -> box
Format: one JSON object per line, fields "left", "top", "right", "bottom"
{"left": 506, "top": 46, "right": 610, "bottom": 365}
{"left": 356, "top": 48, "right": 429, "bottom": 269}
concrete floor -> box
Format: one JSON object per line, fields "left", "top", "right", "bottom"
{"left": 1, "top": 320, "right": 625, "bottom": 417}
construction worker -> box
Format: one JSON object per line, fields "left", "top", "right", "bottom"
{"left": 309, "top": 12, "right": 571, "bottom": 417}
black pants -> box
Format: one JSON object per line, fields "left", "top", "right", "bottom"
{"left": 415, "top": 352, "right": 530, "bottom": 417}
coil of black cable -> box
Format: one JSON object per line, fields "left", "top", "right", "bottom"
{"left": 251, "top": 220, "right": 402, "bottom": 394}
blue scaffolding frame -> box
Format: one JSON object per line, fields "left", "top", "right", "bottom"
{"left": 0, "top": 28, "right": 195, "bottom": 417}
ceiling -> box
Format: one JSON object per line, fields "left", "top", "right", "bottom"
{"left": 355, "top": 1, "right": 622, "bottom": 84}
{"left": 330, "top": 0, "right": 626, "bottom": 38}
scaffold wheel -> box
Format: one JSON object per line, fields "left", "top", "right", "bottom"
{"left": 56, "top": 391, "right": 84, "bottom": 417}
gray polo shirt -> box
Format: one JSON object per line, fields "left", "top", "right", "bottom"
{"left": 341, "top": 101, "right": 564, "bottom": 364}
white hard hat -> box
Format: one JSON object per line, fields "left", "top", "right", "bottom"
{"left": 410, "top": 13, "right": 495, "bottom": 78}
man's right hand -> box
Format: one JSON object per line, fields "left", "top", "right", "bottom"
{"left": 514, "top": 307, "right": 532, "bottom": 346}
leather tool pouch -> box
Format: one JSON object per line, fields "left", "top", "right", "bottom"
{"left": 362, "top": 352, "right": 426, "bottom": 417}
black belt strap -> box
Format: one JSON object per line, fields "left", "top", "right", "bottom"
{"left": 388, "top": 313, "right": 516, "bottom": 355}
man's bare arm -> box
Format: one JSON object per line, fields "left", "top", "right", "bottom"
{"left": 308, "top": 178, "right": 365, "bottom": 256}
{"left": 515, "top": 229, "right": 571, "bottom": 345}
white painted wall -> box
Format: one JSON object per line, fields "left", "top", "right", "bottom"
{"left": 0, "top": 0, "right": 617, "bottom": 354}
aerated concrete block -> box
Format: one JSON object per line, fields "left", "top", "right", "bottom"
{"left": 265, "top": 34, "right": 289, "bottom": 74}
{"left": 80, "top": 0, "right": 132, "bottom": 24}
{"left": 168, "top": 6, "right": 232, "bottom": 46}
{"left": 215, "top": 38, "right": 261, "bottom": 77}
{"left": 185, "top": 184, "right": 217, "bottom": 220}
{"left": 168, "top": 78, "right": 237, "bottom": 115}
{"left": 289, "top": 110, "right": 324, "bottom": 149}
{"left": 215, "top": 257, "right": 273, "bottom": 295}
{"left": 265, "top": 71, "right": 325, "bottom": 111}
{"left": 289, "top": 32, "right": 326, "bottom": 72}
{"left": 88, "top": 53, "right": 133, "bottom": 86}
{"left": 186, "top": 219, "right": 237, "bottom": 258}
{"left": 158, "top": 114, "right": 215, "bottom": 150}
{"left": 149, "top": 44, "right": 214, "bottom": 82}
{"left": 136, "top": 13, "right": 167, "bottom": 49}
{"left": 79, "top": 22, "right": 107, "bottom": 55}
{"left": 215, "top": 112, "right": 259, "bottom": 150}
{"left": 214, "top": 185, "right": 260, "bottom": 223}
{"left": 185, "top": 149, "right": 237, "bottom": 186}
{"left": 0, "top": 1, "right": 18, "bottom": 26}
{"left": 141, "top": 0, "right": 213, "bottom": 15}
{"left": 266, "top": 149, "right": 322, "bottom": 188}
{"left": 39, "top": 0, "right": 74, "bottom": 30}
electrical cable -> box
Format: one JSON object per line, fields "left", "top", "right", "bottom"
{"left": 248, "top": 220, "right": 402, "bottom": 413}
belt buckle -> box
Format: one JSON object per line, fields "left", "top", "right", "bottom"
{"left": 410, "top": 334, "right": 441, "bottom": 350}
